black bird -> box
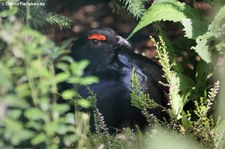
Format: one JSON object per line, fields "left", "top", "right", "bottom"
{"left": 70, "top": 28, "right": 167, "bottom": 132}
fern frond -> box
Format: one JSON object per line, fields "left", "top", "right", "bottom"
{"left": 120, "top": 0, "right": 147, "bottom": 19}
{"left": 152, "top": 36, "right": 183, "bottom": 119}
{"left": 130, "top": 68, "right": 164, "bottom": 124}
{"left": 207, "top": 81, "right": 220, "bottom": 112}
{"left": 46, "top": 13, "right": 71, "bottom": 29}
{"left": 16, "top": 2, "right": 47, "bottom": 29}
{"left": 16, "top": 0, "right": 71, "bottom": 30}
{"left": 94, "top": 108, "right": 108, "bottom": 135}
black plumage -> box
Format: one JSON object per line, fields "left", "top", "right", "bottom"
{"left": 70, "top": 28, "right": 167, "bottom": 132}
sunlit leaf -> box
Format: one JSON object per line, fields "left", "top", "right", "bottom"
{"left": 128, "top": 1, "right": 201, "bottom": 39}
{"left": 62, "top": 89, "right": 76, "bottom": 100}
{"left": 24, "top": 108, "right": 44, "bottom": 120}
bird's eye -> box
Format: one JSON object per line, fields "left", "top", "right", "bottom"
{"left": 91, "top": 39, "right": 101, "bottom": 45}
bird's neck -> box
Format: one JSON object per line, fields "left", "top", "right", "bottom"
{"left": 85, "top": 50, "right": 124, "bottom": 79}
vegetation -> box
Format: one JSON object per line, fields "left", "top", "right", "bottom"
{"left": 0, "top": 0, "right": 225, "bottom": 148}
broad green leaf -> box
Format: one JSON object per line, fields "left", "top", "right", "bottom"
{"left": 79, "top": 76, "right": 99, "bottom": 85}
{"left": 52, "top": 104, "right": 70, "bottom": 114}
{"left": 15, "top": 83, "right": 30, "bottom": 98}
{"left": 77, "top": 99, "right": 90, "bottom": 108}
{"left": 26, "top": 121, "right": 42, "bottom": 130}
{"left": 6, "top": 95, "right": 29, "bottom": 109}
{"left": 4, "top": 118, "right": 23, "bottom": 132}
{"left": 191, "top": 34, "right": 213, "bottom": 63}
{"left": 63, "top": 134, "right": 79, "bottom": 147}
{"left": 24, "top": 108, "right": 44, "bottom": 120}
{"left": 40, "top": 97, "right": 50, "bottom": 111}
{"left": 59, "top": 55, "right": 74, "bottom": 63}
{"left": 65, "top": 113, "right": 75, "bottom": 124}
{"left": 128, "top": 1, "right": 201, "bottom": 39}
{"left": 55, "top": 72, "right": 70, "bottom": 83}
{"left": 56, "top": 62, "right": 69, "bottom": 72}
{"left": 44, "top": 122, "right": 58, "bottom": 136}
{"left": 177, "top": 73, "right": 194, "bottom": 103}
{"left": 47, "top": 144, "right": 58, "bottom": 149}
{"left": 0, "top": 68, "right": 12, "bottom": 90}
{"left": 208, "top": 5, "right": 225, "bottom": 36}
{"left": 70, "top": 63, "right": 83, "bottom": 76}
{"left": 11, "top": 130, "right": 34, "bottom": 145}
{"left": 7, "top": 109, "right": 22, "bottom": 119}
{"left": 170, "top": 75, "right": 183, "bottom": 119}
{"left": 31, "top": 133, "right": 47, "bottom": 145}
{"left": 62, "top": 89, "right": 76, "bottom": 100}
{"left": 181, "top": 19, "right": 208, "bottom": 39}
{"left": 70, "top": 60, "right": 89, "bottom": 76}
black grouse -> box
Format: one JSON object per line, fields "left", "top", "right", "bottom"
{"left": 70, "top": 28, "right": 167, "bottom": 132}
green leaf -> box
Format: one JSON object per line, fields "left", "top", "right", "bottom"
{"left": 52, "top": 104, "right": 70, "bottom": 114}
{"left": 208, "top": 5, "right": 225, "bottom": 36}
{"left": 191, "top": 34, "right": 213, "bottom": 63}
{"left": 40, "top": 97, "right": 50, "bottom": 111}
{"left": 181, "top": 19, "right": 208, "bottom": 39}
{"left": 47, "top": 13, "right": 72, "bottom": 29}
{"left": 56, "top": 62, "right": 70, "bottom": 72}
{"left": 77, "top": 99, "right": 90, "bottom": 108}
{"left": 26, "top": 121, "right": 42, "bottom": 131}
{"left": 79, "top": 76, "right": 99, "bottom": 85}
{"left": 11, "top": 130, "right": 34, "bottom": 145}
{"left": 59, "top": 55, "right": 74, "bottom": 64}
{"left": 15, "top": 83, "right": 30, "bottom": 98}
{"left": 44, "top": 122, "right": 58, "bottom": 136}
{"left": 146, "top": 127, "right": 202, "bottom": 149}
{"left": 62, "top": 89, "right": 76, "bottom": 100}
{"left": 70, "top": 60, "right": 89, "bottom": 76}
{"left": 128, "top": 1, "right": 201, "bottom": 39}
{"left": 120, "top": 0, "right": 146, "bottom": 19}
{"left": 24, "top": 108, "right": 44, "bottom": 120}
{"left": 0, "top": 7, "right": 18, "bottom": 17}
{"left": 55, "top": 72, "right": 70, "bottom": 83}
{"left": 216, "top": 41, "right": 225, "bottom": 52}
{"left": 65, "top": 113, "right": 75, "bottom": 124}
{"left": 0, "top": 68, "right": 12, "bottom": 90}
{"left": 5, "top": 118, "right": 23, "bottom": 132}
{"left": 7, "top": 109, "right": 22, "bottom": 119}
{"left": 31, "top": 133, "right": 48, "bottom": 145}
{"left": 63, "top": 134, "right": 79, "bottom": 147}
{"left": 6, "top": 95, "right": 29, "bottom": 109}
{"left": 212, "top": 120, "right": 225, "bottom": 148}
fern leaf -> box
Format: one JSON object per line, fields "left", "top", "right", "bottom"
{"left": 94, "top": 108, "right": 108, "bottom": 135}
{"left": 153, "top": 37, "right": 183, "bottom": 119}
{"left": 120, "top": 0, "right": 146, "bottom": 19}
{"left": 46, "top": 13, "right": 71, "bottom": 29}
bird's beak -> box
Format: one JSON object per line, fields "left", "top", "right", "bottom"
{"left": 116, "top": 35, "right": 132, "bottom": 49}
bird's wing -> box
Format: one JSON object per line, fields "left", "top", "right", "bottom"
{"left": 118, "top": 49, "right": 164, "bottom": 84}
{"left": 117, "top": 49, "right": 167, "bottom": 104}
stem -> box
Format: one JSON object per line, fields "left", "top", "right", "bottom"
{"left": 49, "top": 62, "right": 58, "bottom": 104}
{"left": 26, "top": 56, "right": 39, "bottom": 106}
{"left": 26, "top": 0, "right": 31, "bottom": 26}
{"left": 22, "top": 44, "right": 38, "bottom": 106}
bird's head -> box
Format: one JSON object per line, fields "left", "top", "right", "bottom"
{"left": 70, "top": 28, "right": 131, "bottom": 67}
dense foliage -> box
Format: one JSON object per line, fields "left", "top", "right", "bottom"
{"left": 0, "top": 0, "right": 225, "bottom": 148}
